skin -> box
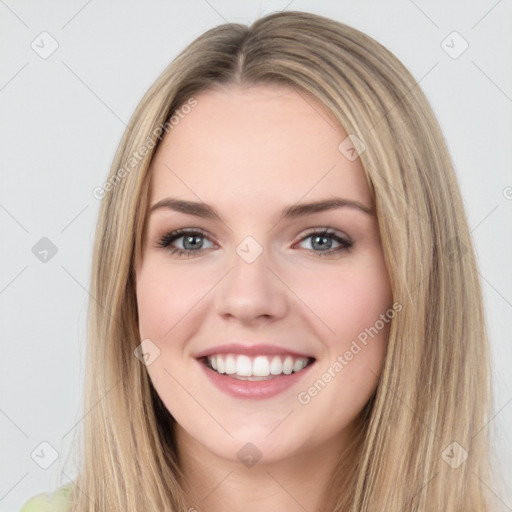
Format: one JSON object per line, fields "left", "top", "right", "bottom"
{"left": 134, "top": 84, "right": 393, "bottom": 512}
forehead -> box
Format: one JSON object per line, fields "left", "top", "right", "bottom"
{"left": 148, "top": 84, "right": 371, "bottom": 209}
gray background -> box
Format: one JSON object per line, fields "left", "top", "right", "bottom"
{"left": 1, "top": 0, "right": 511, "bottom": 510}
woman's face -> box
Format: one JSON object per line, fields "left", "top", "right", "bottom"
{"left": 135, "top": 84, "right": 393, "bottom": 466}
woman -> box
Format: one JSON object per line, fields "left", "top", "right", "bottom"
{"left": 21, "top": 10, "right": 493, "bottom": 512}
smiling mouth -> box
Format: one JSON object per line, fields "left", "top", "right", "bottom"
{"left": 200, "top": 354, "right": 316, "bottom": 381}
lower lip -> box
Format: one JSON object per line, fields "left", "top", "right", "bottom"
{"left": 197, "top": 359, "right": 315, "bottom": 400}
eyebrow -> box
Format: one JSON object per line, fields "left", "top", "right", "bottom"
{"left": 149, "top": 197, "right": 373, "bottom": 220}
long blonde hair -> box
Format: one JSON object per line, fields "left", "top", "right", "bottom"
{"left": 67, "top": 10, "right": 493, "bottom": 511}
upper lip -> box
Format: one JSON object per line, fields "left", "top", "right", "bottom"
{"left": 194, "top": 343, "right": 314, "bottom": 359}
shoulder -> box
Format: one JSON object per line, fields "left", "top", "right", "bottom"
{"left": 20, "top": 483, "right": 74, "bottom": 512}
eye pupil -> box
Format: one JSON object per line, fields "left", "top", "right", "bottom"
{"left": 311, "top": 235, "right": 332, "bottom": 251}
{"left": 183, "top": 235, "right": 203, "bottom": 250}
{"left": 158, "top": 228, "right": 350, "bottom": 258}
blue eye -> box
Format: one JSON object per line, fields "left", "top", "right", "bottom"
{"left": 156, "top": 228, "right": 353, "bottom": 258}
{"left": 156, "top": 229, "right": 215, "bottom": 258}
{"left": 295, "top": 229, "right": 353, "bottom": 256}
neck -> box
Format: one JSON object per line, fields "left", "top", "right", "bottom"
{"left": 175, "top": 424, "right": 361, "bottom": 512}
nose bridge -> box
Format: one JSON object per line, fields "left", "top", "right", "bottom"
{"left": 214, "top": 234, "right": 288, "bottom": 322}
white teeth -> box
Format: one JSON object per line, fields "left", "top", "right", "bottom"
{"left": 236, "top": 355, "right": 252, "bottom": 376}
{"left": 252, "top": 356, "right": 270, "bottom": 376}
{"left": 283, "top": 356, "right": 293, "bottom": 375}
{"left": 206, "top": 354, "right": 310, "bottom": 378}
{"left": 225, "top": 354, "right": 236, "bottom": 374}
{"left": 270, "top": 356, "right": 283, "bottom": 375}
{"left": 293, "top": 358, "right": 307, "bottom": 372}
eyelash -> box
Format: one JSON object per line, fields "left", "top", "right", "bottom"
{"left": 155, "top": 228, "right": 353, "bottom": 259}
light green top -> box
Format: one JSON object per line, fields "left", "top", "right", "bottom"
{"left": 20, "top": 484, "right": 73, "bottom": 512}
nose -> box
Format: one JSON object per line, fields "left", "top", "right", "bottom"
{"left": 214, "top": 242, "right": 289, "bottom": 326}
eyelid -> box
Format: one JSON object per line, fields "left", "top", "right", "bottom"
{"left": 295, "top": 227, "right": 352, "bottom": 244}
{"left": 154, "top": 227, "right": 217, "bottom": 249}
{"left": 155, "top": 227, "right": 351, "bottom": 246}
{"left": 155, "top": 226, "right": 353, "bottom": 260}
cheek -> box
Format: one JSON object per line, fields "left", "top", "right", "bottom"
{"left": 292, "top": 261, "right": 392, "bottom": 426}
{"left": 136, "top": 272, "right": 172, "bottom": 341}
{"left": 339, "top": 272, "right": 392, "bottom": 340}
{"left": 135, "top": 262, "right": 206, "bottom": 401}
{"left": 293, "top": 257, "right": 392, "bottom": 351}
{"left": 136, "top": 259, "right": 206, "bottom": 343}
